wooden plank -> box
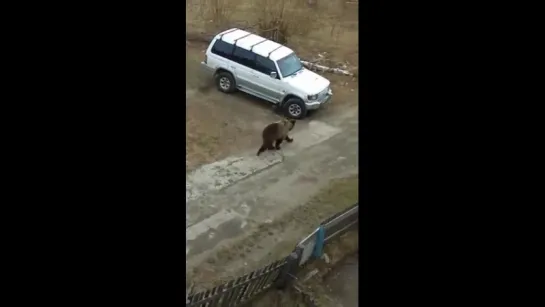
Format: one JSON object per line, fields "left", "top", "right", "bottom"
{"left": 219, "top": 280, "right": 236, "bottom": 307}
{"left": 231, "top": 276, "right": 249, "bottom": 306}
{"left": 235, "top": 272, "right": 254, "bottom": 306}
{"left": 199, "top": 288, "right": 213, "bottom": 307}
{"left": 189, "top": 290, "right": 204, "bottom": 304}
{"left": 209, "top": 284, "right": 224, "bottom": 306}
{"left": 252, "top": 263, "right": 275, "bottom": 294}
{"left": 234, "top": 272, "right": 252, "bottom": 303}
{"left": 260, "top": 263, "right": 283, "bottom": 291}
{"left": 242, "top": 268, "right": 263, "bottom": 300}
{"left": 221, "top": 277, "right": 244, "bottom": 307}
{"left": 265, "top": 267, "right": 282, "bottom": 290}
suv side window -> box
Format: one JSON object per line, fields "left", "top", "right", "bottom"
{"left": 255, "top": 55, "right": 279, "bottom": 79}
{"left": 232, "top": 46, "right": 256, "bottom": 69}
{"left": 211, "top": 39, "right": 234, "bottom": 59}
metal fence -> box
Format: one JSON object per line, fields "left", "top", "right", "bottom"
{"left": 186, "top": 259, "right": 288, "bottom": 306}
{"left": 323, "top": 203, "right": 359, "bottom": 243}
{"left": 296, "top": 203, "right": 359, "bottom": 266}
{"left": 186, "top": 202, "right": 359, "bottom": 307}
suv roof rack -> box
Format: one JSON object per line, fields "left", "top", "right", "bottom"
{"left": 268, "top": 45, "right": 283, "bottom": 58}
{"left": 233, "top": 33, "right": 252, "bottom": 46}
{"left": 219, "top": 28, "right": 238, "bottom": 40}
{"left": 250, "top": 38, "right": 267, "bottom": 51}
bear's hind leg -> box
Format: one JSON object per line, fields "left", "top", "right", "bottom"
{"left": 275, "top": 138, "right": 283, "bottom": 150}
{"left": 265, "top": 140, "right": 275, "bottom": 150}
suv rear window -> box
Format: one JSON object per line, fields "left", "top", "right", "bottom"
{"left": 255, "top": 55, "right": 279, "bottom": 78}
{"left": 211, "top": 39, "right": 234, "bottom": 59}
{"left": 232, "top": 46, "right": 256, "bottom": 68}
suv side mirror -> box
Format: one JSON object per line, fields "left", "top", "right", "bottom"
{"left": 270, "top": 71, "right": 277, "bottom": 79}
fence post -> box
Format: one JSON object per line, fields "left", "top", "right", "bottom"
{"left": 312, "top": 226, "right": 325, "bottom": 259}
{"left": 275, "top": 247, "right": 302, "bottom": 290}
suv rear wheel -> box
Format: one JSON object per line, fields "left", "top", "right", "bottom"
{"left": 215, "top": 72, "right": 236, "bottom": 93}
{"left": 284, "top": 98, "right": 307, "bottom": 119}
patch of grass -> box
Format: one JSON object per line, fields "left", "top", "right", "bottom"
{"left": 304, "top": 175, "right": 359, "bottom": 213}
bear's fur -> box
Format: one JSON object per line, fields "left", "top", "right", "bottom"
{"left": 256, "top": 118, "right": 296, "bottom": 156}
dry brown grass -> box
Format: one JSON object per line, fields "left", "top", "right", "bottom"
{"left": 186, "top": 0, "right": 246, "bottom": 33}
{"left": 249, "top": 0, "right": 315, "bottom": 44}
{"left": 186, "top": 0, "right": 358, "bottom": 64}
{"left": 185, "top": 101, "right": 266, "bottom": 172}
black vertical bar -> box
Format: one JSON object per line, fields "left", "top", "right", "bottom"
{"left": 219, "top": 280, "right": 235, "bottom": 307}
{"left": 242, "top": 268, "right": 263, "bottom": 300}
{"left": 259, "top": 263, "right": 277, "bottom": 290}
{"left": 186, "top": 293, "right": 193, "bottom": 306}
{"left": 266, "top": 265, "right": 283, "bottom": 288}
{"left": 190, "top": 290, "right": 204, "bottom": 304}
{"left": 233, "top": 272, "right": 253, "bottom": 304}
{"left": 221, "top": 277, "right": 243, "bottom": 307}
{"left": 209, "top": 284, "right": 223, "bottom": 307}
{"left": 275, "top": 249, "right": 302, "bottom": 289}
{"left": 250, "top": 264, "right": 273, "bottom": 295}
{"left": 236, "top": 271, "right": 254, "bottom": 303}
{"left": 260, "top": 261, "right": 283, "bottom": 290}
{"left": 241, "top": 270, "right": 259, "bottom": 302}
{"left": 200, "top": 288, "right": 213, "bottom": 307}
{"left": 228, "top": 276, "right": 247, "bottom": 306}
{"left": 269, "top": 264, "right": 285, "bottom": 284}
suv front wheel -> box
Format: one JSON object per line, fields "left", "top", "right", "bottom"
{"left": 215, "top": 72, "right": 236, "bottom": 93}
{"left": 284, "top": 98, "right": 307, "bottom": 119}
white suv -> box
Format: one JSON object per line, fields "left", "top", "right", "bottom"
{"left": 201, "top": 28, "right": 333, "bottom": 119}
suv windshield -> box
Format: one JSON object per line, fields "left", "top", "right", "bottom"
{"left": 277, "top": 53, "right": 303, "bottom": 78}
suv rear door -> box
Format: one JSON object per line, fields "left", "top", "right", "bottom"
{"left": 230, "top": 46, "right": 259, "bottom": 92}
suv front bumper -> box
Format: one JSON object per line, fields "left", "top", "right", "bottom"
{"left": 305, "top": 88, "right": 333, "bottom": 110}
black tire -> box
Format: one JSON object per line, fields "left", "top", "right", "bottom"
{"left": 215, "top": 71, "right": 236, "bottom": 93}
{"left": 284, "top": 98, "right": 307, "bottom": 119}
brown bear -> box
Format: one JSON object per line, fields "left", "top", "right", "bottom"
{"left": 256, "top": 118, "right": 296, "bottom": 156}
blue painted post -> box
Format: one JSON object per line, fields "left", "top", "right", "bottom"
{"left": 313, "top": 226, "right": 325, "bottom": 258}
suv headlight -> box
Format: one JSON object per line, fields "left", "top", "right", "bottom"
{"left": 308, "top": 94, "right": 318, "bottom": 100}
